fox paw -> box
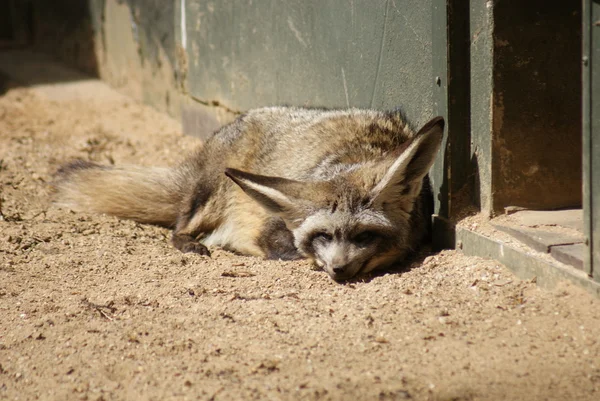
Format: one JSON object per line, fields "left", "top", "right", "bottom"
{"left": 172, "top": 234, "right": 211, "bottom": 256}
{"left": 182, "top": 242, "right": 211, "bottom": 256}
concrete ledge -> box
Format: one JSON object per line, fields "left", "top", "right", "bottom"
{"left": 456, "top": 227, "right": 600, "bottom": 298}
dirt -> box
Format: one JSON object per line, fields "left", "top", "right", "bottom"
{"left": 1, "top": 85, "right": 599, "bottom": 401}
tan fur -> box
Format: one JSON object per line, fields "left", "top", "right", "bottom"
{"left": 54, "top": 165, "right": 183, "bottom": 227}
{"left": 201, "top": 187, "right": 270, "bottom": 256}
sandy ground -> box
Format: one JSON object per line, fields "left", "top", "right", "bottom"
{"left": 1, "top": 83, "right": 599, "bottom": 401}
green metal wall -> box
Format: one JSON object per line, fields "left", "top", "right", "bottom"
{"left": 179, "top": 0, "right": 434, "bottom": 128}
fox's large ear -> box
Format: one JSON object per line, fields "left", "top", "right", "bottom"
{"left": 225, "top": 168, "right": 321, "bottom": 226}
{"left": 370, "top": 116, "right": 444, "bottom": 203}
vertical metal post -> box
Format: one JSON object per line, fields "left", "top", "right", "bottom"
{"left": 431, "top": 0, "right": 449, "bottom": 218}
{"left": 431, "top": 0, "right": 471, "bottom": 249}
{"left": 583, "top": 0, "right": 600, "bottom": 281}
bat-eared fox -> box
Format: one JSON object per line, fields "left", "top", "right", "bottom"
{"left": 54, "top": 107, "right": 444, "bottom": 281}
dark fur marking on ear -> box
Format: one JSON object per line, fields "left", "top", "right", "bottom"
{"left": 225, "top": 168, "right": 296, "bottom": 187}
{"left": 387, "top": 138, "right": 414, "bottom": 160}
{"left": 399, "top": 117, "right": 444, "bottom": 185}
{"left": 418, "top": 116, "right": 445, "bottom": 134}
{"left": 257, "top": 218, "right": 302, "bottom": 261}
{"left": 331, "top": 200, "right": 338, "bottom": 213}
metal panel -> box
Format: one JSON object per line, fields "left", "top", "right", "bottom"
{"left": 183, "top": 0, "right": 433, "bottom": 127}
{"left": 431, "top": 0, "right": 448, "bottom": 219}
{"left": 468, "top": 1, "right": 582, "bottom": 217}
{"left": 583, "top": 0, "right": 600, "bottom": 281}
{"left": 491, "top": 1, "right": 581, "bottom": 212}
{"left": 469, "top": 0, "right": 494, "bottom": 216}
{"left": 431, "top": 0, "right": 470, "bottom": 220}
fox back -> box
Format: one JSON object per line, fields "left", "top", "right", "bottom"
{"left": 54, "top": 107, "right": 444, "bottom": 281}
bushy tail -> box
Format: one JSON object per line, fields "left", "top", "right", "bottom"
{"left": 53, "top": 160, "right": 186, "bottom": 227}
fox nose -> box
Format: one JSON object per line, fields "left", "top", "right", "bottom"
{"left": 332, "top": 265, "right": 347, "bottom": 274}
{"left": 330, "top": 263, "right": 354, "bottom": 281}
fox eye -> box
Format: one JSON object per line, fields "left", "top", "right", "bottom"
{"left": 353, "top": 231, "right": 378, "bottom": 245}
{"left": 312, "top": 232, "right": 333, "bottom": 242}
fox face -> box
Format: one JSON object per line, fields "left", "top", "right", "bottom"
{"left": 225, "top": 116, "right": 444, "bottom": 281}
{"left": 293, "top": 206, "right": 404, "bottom": 281}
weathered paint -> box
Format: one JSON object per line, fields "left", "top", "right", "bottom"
{"left": 183, "top": 0, "right": 433, "bottom": 128}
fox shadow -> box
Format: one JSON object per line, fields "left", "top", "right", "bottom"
{"left": 341, "top": 245, "right": 437, "bottom": 284}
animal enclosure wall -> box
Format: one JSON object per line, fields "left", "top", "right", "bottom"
{"left": 178, "top": 0, "right": 434, "bottom": 134}
{"left": 174, "top": 0, "right": 438, "bottom": 147}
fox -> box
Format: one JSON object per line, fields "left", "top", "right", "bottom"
{"left": 53, "top": 107, "right": 444, "bottom": 281}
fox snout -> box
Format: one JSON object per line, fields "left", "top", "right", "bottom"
{"left": 312, "top": 242, "right": 369, "bottom": 281}
{"left": 328, "top": 261, "right": 364, "bottom": 281}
